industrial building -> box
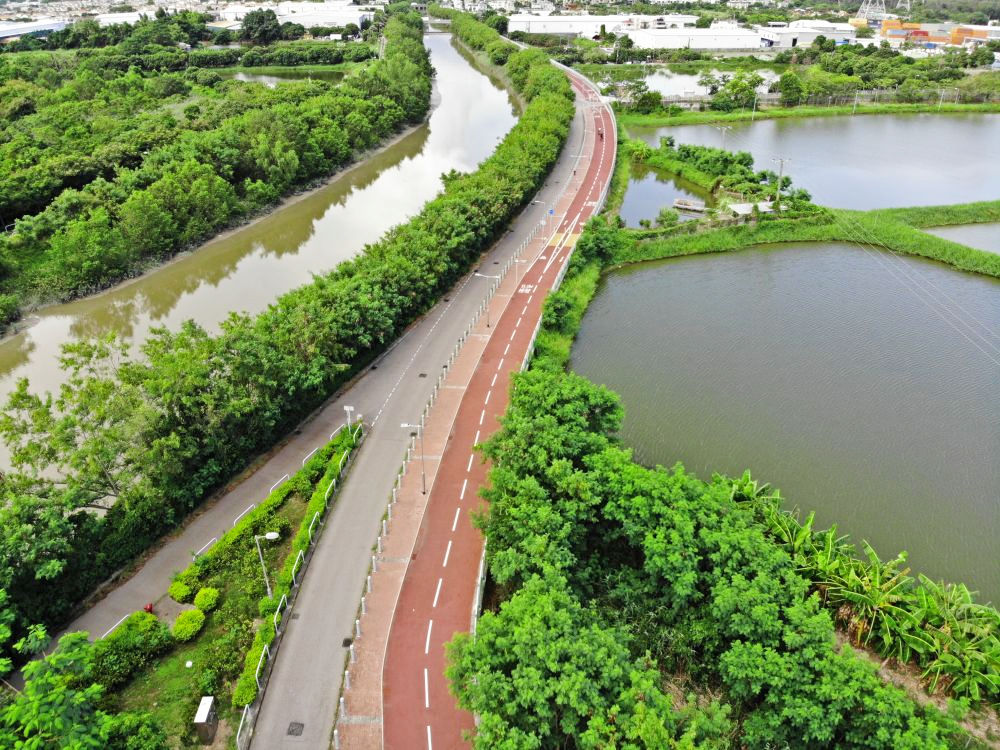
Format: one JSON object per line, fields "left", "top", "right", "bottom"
{"left": 628, "top": 27, "right": 761, "bottom": 50}
{"left": 507, "top": 14, "right": 698, "bottom": 38}
{"left": 759, "top": 20, "right": 857, "bottom": 48}
{"left": 0, "top": 18, "right": 68, "bottom": 41}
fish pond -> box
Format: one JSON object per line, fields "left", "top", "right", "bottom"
{"left": 571, "top": 241, "right": 1000, "bottom": 603}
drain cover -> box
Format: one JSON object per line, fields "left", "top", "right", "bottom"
{"left": 342, "top": 637, "right": 353, "bottom": 647}
{"left": 419, "top": 372, "right": 427, "bottom": 378}
{"left": 287, "top": 722, "right": 304, "bottom": 736}
{"left": 291, "top": 613, "right": 300, "bottom": 620}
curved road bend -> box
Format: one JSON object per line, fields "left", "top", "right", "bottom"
{"left": 246, "top": 67, "right": 599, "bottom": 750}
{"left": 381, "top": 72, "right": 616, "bottom": 750}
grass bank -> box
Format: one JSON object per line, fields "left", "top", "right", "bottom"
{"left": 875, "top": 200, "right": 1000, "bottom": 228}
{"left": 617, "top": 209, "right": 1000, "bottom": 279}
{"left": 617, "top": 101, "right": 1000, "bottom": 129}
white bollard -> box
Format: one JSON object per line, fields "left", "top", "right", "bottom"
{"left": 361, "top": 595, "right": 367, "bottom": 615}
{"left": 372, "top": 554, "right": 378, "bottom": 573}
{"left": 355, "top": 618, "right": 362, "bottom": 639}
{"left": 366, "top": 575, "right": 372, "bottom": 594}
{"left": 387, "top": 504, "right": 393, "bottom": 522}
{"left": 377, "top": 536, "right": 382, "bottom": 555}
{"left": 382, "top": 519, "right": 388, "bottom": 537}
{"left": 350, "top": 644, "right": 357, "bottom": 663}
{"left": 334, "top": 728, "right": 341, "bottom": 750}
{"left": 344, "top": 669, "right": 351, "bottom": 691}
{"left": 340, "top": 696, "right": 346, "bottom": 719}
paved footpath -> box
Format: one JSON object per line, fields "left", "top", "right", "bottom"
{"left": 245, "top": 68, "right": 598, "bottom": 750}
{"left": 338, "top": 71, "right": 616, "bottom": 749}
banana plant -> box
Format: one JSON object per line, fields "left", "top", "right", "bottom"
{"left": 827, "top": 542, "right": 918, "bottom": 655}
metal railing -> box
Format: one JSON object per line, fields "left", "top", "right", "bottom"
{"left": 235, "top": 425, "right": 367, "bottom": 750}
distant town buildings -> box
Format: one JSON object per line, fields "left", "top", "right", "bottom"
{"left": 0, "top": 0, "right": 997, "bottom": 54}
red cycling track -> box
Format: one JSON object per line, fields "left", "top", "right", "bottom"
{"left": 380, "top": 71, "right": 617, "bottom": 750}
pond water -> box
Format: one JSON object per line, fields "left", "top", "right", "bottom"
{"left": 619, "top": 163, "right": 713, "bottom": 227}
{"left": 571, "top": 242, "right": 1000, "bottom": 603}
{"left": 925, "top": 223, "right": 1000, "bottom": 255}
{"left": 220, "top": 67, "right": 346, "bottom": 87}
{"left": 626, "top": 114, "right": 1000, "bottom": 209}
{"left": 642, "top": 67, "right": 779, "bottom": 97}
{"left": 0, "top": 35, "right": 518, "bottom": 409}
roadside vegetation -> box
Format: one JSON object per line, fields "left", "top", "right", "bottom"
{"left": 449, "top": 361, "right": 995, "bottom": 748}
{"left": 0, "top": 427, "right": 359, "bottom": 748}
{"left": 0, "top": 6, "right": 573, "bottom": 706}
{"left": 447, "top": 210, "right": 1000, "bottom": 747}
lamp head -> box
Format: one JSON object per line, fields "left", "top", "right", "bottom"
{"left": 263, "top": 531, "right": 280, "bottom": 541}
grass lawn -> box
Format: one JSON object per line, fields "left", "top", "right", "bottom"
{"left": 108, "top": 494, "right": 308, "bottom": 746}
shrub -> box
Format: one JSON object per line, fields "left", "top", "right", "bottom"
{"left": 193, "top": 587, "right": 220, "bottom": 612}
{"left": 93, "top": 612, "right": 173, "bottom": 690}
{"left": 168, "top": 580, "right": 192, "bottom": 603}
{"left": 105, "top": 711, "right": 169, "bottom": 750}
{"left": 172, "top": 608, "right": 206, "bottom": 642}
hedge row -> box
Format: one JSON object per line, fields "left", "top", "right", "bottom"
{"left": 229, "top": 425, "right": 362, "bottom": 706}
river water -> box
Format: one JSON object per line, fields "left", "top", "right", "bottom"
{"left": 0, "top": 36, "right": 518, "bottom": 401}
{"left": 571, "top": 242, "right": 1000, "bottom": 603}
{"left": 626, "top": 113, "right": 1000, "bottom": 210}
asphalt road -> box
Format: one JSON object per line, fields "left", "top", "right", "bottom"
{"left": 381, "top": 70, "right": 616, "bottom": 750}
{"left": 246, "top": 74, "right": 594, "bottom": 750}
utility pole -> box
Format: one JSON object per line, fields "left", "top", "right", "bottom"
{"left": 853, "top": 90, "right": 859, "bottom": 115}
{"left": 772, "top": 157, "right": 789, "bottom": 212}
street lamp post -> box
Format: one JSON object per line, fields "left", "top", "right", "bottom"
{"left": 344, "top": 404, "right": 355, "bottom": 429}
{"left": 401, "top": 423, "right": 426, "bottom": 494}
{"left": 254, "top": 531, "right": 280, "bottom": 599}
{"left": 474, "top": 271, "right": 501, "bottom": 327}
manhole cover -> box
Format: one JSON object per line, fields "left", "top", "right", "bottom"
{"left": 287, "top": 722, "right": 304, "bottom": 736}
{"left": 342, "top": 637, "right": 353, "bottom": 647}
{"left": 291, "top": 613, "right": 300, "bottom": 620}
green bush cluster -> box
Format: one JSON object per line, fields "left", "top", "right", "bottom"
{"left": 448, "top": 366, "right": 967, "bottom": 747}
{"left": 230, "top": 429, "right": 358, "bottom": 705}
{"left": 167, "top": 581, "right": 192, "bottom": 604}
{"left": 192, "top": 587, "right": 219, "bottom": 612}
{"left": 92, "top": 611, "right": 173, "bottom": 690}
{"left": 0, "top": 25, "right": 418, "bottom": 315}
{"left": 741, "top": 493, "right": 1000, "bottom": 703}
{"left": 171, "top": 609, "right": 205, "bottom": 642}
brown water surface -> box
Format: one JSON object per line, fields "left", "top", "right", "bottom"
{"left": 0, "top": 35, "right": 518, "bottom": 402}
{"left": 571, "top": 242, "right": 1000, "bottom": 603}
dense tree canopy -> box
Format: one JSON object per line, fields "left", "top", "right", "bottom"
{"left": 0, "top": 33, "right": 382, "bottom": 327}
{"left": 450, "top": 366, "right": 969, "bottom": 747}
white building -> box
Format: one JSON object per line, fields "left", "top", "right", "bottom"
{"left": 0, "top": 17, "right": 68, "bottom": 40}
{"left": 758, "top": 20, "right": 855, "bottom": 48}
{"left": 507, "top": 14, "right": 697, "bottom": 38}
{"left": 628, "top": 27, "right": 761, "bottom": 49}
{"left": 216, "top": 2, "right": 370, "bottom": 27}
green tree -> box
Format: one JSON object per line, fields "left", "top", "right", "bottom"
{"left": 240, "top": 9, "right": 281, "bottom": 44}
{"left": 778, "top": 69, "right": 805, "bottom": 105}
{"left": 0, "top": 630, "right": 112, "bottom": 748}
